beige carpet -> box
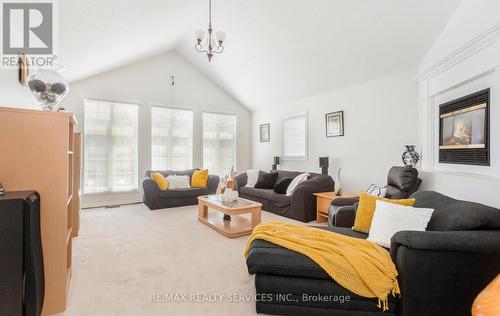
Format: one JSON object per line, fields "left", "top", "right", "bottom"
{"left": 59, "top": 203, "right": 307, "bottom": 316}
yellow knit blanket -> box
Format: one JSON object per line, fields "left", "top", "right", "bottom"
{"left": 244, "top": 221, "right": 400, "bottom": 311}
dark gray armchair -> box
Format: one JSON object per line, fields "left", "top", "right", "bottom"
{"left": 142, "top": 169, "right": 219, "bottom": 210}
{"left": 329, "top": 166, "right": 422, "bottom": 227}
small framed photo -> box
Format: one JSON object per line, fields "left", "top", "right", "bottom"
{"left": 260, "top": 123, "right": 270, "bottom": 142}
{"left": 325, "top": 111, "right": 344, "bottom": 137}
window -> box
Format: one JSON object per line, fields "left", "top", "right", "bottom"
{"left": 83, "top": 99, "right": 139, "bottom": 193}
{"left": 283, "top": 112, "right": 308, "bottom": 160}
{"left": 151, "top": 106, "right": 193, "bottom": 170}
{"left": 203, "top": 112, "right": 237, "bottom": 176}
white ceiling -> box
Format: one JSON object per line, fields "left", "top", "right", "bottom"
{"left": 59, "top": 0, "right": 462, "bottom": 110}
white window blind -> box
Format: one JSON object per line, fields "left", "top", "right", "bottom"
{"left": 283, "top": 112, "right": 308, "bottom": 160}
{"left": 203, "top": 112, "right": 237, "bottom": 176}
{"left": 83, "top": 99, "right": 139, "bottom": 193}
{"left": 151, "top": 106, "right": 193, "bottom": 170}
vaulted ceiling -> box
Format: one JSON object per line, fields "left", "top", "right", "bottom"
{"left": 59, "top": 0, "right": 462, "bottom": 110}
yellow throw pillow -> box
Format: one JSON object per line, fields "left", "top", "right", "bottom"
{"left": 191, "top": 169, "right": 209, "bottom": 188}
{"left": 352, "top": 192, "right": 416, "bottom": 233}
{"left": 151, "top": 172, "right": 169, "bottom": 190}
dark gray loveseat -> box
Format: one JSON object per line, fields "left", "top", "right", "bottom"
{"left": 234, "top": 170, "right": 334, "bottom": 222}
{"left": 142, "top": 169, "right": 219, "bottom": 210}
{"left": 246, "top": 191, "right": 500, "bottom": 316}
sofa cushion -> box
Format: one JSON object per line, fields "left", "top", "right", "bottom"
{"left": 245, "top": 169, "right": 260, "bottom": 187}
{"left": 240, "top": 187, "right": 291, "bottom": 207}
{"left": 191, "top": 169, "right": 209, "bottom": 188}
{"left": 145, "top": 169, "right": 195, "bottom": 180}
{"left": 150, "top": 172, "right": 168, "bottom": 190}
{"left": 367, "top": 200, "right": 434, "bottom": 248}
{"left": 352, "top": 192, "right": 416, "bottom": 233}
{"left": 412, "top": 191, "right": 500, "bottom": 231}
{"left": 272, "top": 170, "right": 303, "bottom": 183}
{"left": 286, "top": 173, "right": 310, "bottom": 196}
{"left": 254, "top": 172, "right": 279, "bottom": 189}
{"left": 247, "top": 227, "right": 368, "bottom": 280}
{"left": 274, "top": 177, "right": 293, "bottom": 194}
{"left": 159, "top": 187, "right": 207, "bottom": 199}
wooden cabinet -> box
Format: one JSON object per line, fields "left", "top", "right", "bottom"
{"left": 71, "top": 133, "right": 81, "bottom": 237}
{"left": 0, "top": 107, "right": 79, "bottom": 315}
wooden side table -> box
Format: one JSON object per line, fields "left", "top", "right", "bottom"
{"left": 314, "top": 192, "right": 359, "bottom": 223}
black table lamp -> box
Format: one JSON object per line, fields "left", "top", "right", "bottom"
{"left": 319, "top": 157, "right": 329, "bottom": 175}
{"left": 272, "top": 156, "right": 280, "bottom": 170}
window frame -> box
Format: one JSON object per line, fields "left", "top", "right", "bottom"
{"left": 282, "top": 111, "right": 308, "bottom": 161}
{"left": 149, "top": 104, "right": 195, "bottom": 171}
{"left": 201, "top": 110, "right": 238, "bottom": 176}
{"left": 82, "top": 97, "right": 140, "bottom": 195}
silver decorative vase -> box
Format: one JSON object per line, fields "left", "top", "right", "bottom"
{"left": 28, "top": 69, "right": 70, "bottom": 111}
{"left": 402, "top": 145, "right": 420, "bottom": 168}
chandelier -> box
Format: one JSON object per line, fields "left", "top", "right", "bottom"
{"left": 195, "top": 0, "right": 225, "bottom": 62}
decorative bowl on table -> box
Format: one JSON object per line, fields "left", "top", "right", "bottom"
{"left": 221, "top": 189, "right": 239, "bottom": 203}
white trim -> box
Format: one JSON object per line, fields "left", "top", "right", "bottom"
{"left": 419, "top": 65, "right": 499, "bottom": 177}
{"left": 418, "top": 22, "right": 500, "bottom": 80}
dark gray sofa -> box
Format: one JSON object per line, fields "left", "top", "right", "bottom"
{"left": 234, "top": 170, "right": 335, "bottom": 222}
{"left": 142, "top": 169, "right": 219, "bottom": 210}
{"left": 246, "top": 191, "right": 500, "bottom": 316}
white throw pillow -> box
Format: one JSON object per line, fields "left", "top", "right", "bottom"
{"left": 286, "top": 173, "right": 310, "bottom": 196}
{"left": 368, "top": 200, "right": 434, "bottom": 248}
{"left": 166, "top": 175, "right": 191, "bottom": 189}
{"left": 245, "top": 169, "right": 259, "bottom": 187}
{"left": 366, "top": 184, "right": 387, "bottom": 198}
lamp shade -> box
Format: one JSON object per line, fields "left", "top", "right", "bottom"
{"left": 195, "top": 29, "right": 205, "bottom": 41}
{"left": 215, "top": 31, "right": 226, "bottom": 42}
{"left": 274, "top": 156, "right": 280, "bottom": 165}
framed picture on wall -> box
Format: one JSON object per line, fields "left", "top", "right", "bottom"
{"left": 260, "top": 123, "right": 270, "bottom": 142}
{"left": 325, "top": 111, "right": 344, "bottom": 137}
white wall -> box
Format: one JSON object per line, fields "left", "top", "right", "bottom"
{"left": 252, "top": 71, "right": 418, "bottom": 193}
{"left": 420, "top": 0, "right": 500, "bottom": 73}
{"left": 417, "top": 0, "right": 500, "bottom": 208}
{"left": 0, "top": 69, "right": 39, "bottom": 108}
{"left": 60, "top": 51, "right": 251, "bottom": 207}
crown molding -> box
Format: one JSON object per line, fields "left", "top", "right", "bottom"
{"left": 417, "top": 22, "right": 500, "bottom": 81}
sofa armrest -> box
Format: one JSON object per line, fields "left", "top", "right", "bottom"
{"left": 233, "top": 173, "right": 248, "bottom": 192}
{"left": 290, "top": 175, "right": 335, "bottom": 222}
{"left": 390, "top": 230, "right": 500, "bottom": 258}
{"left": 206, "top": 175, "right": 220, "bottom": 194}
{"left": 142, "top": 178, "right": 162, "bottom": 210}
{"left": 391, "top": 230, "right": 500, "bottom": 316}
{"left": 331, "top": 197, "right": 359, "bottom": 207}
{"left": 333, "top": 206, "right": 356, "bottom": 227}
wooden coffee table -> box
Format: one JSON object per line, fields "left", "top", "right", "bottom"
{"left": 198, "top": 195, "right": 262, "bottom": 238}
